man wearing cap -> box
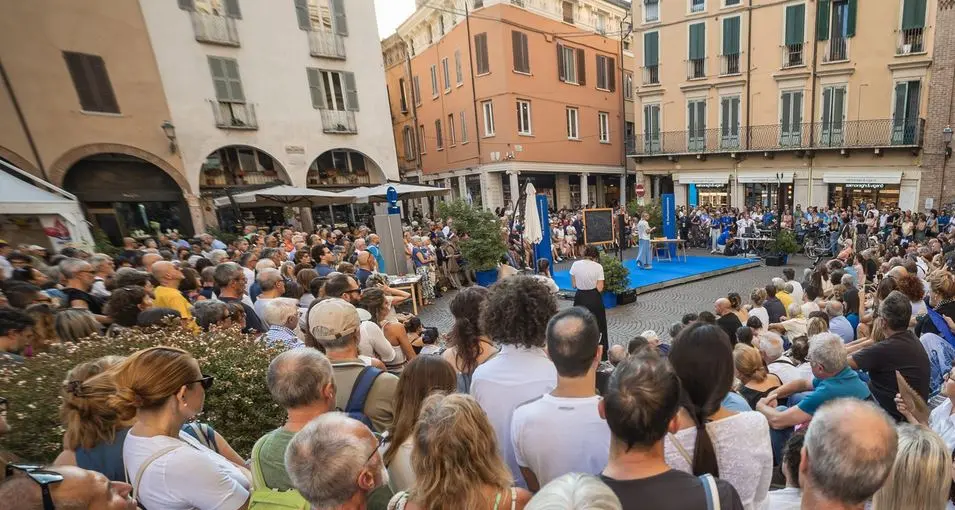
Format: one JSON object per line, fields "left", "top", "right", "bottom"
{"left": 308, "top": 298, "right": 398, "bottom": 433}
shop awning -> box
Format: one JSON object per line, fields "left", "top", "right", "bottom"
{"left": 675, "top": 172, "right": 730, "bottom": 185}
{"left": 736, "top": 171, "right": 795, "bottom": 184}
{"left": 822, "top": 170, "right": 902, "bottom": 185}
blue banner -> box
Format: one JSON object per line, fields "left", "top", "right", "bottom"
{"left": 662, "top": 193, "right": 677, "bottom": 257}
{"left": 534, "top": 194, "right": 553, "bottom": 271}
{"left": 688, "top": 184, "right": 698, "bottom": 207}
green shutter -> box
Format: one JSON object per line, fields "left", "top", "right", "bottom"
{"left": 294, "top": 0, "right": 310, "bottom": 30}
{"left": 816, "top": 0, "right": 830, "bottom": 41}
{"left": 223, "top": 0, "right": 241, "bottom": 18}
{"left": 689, "top": 23, "right": 705, "bottom": 60}
{"left": 306, "top": 68, "right": 325, "bottom": 109}
{"left": 644, "top": 32, "right": 659, "bottom": 67}
{"left": 208, "top": 57, "right": 229, "bottom": 101}
{"left": 722, "top": 17, "right": 740, "bottom": 55}
{"left": 343, "top": 72, "right": 359, "bottom": 111}
{"left": 846, "top": 0, "right": 857, "bottom": 37}
{"left": 785, "top": 4, "right": 805, "bottom": 45}
{"left": 901, "top": 0, "right": 926, "bottom": 30}
{"left": 331, "top": 0, "right": 348, "bottom": 36}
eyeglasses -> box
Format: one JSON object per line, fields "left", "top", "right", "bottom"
{"left": 187, "top": 375, "right": 214, "bottom": 390}
{"left": 366, "top": 433, "right": 385, "bottom": 464}
{"left": 5, "top": 464, "right": 64, "bottom": 510}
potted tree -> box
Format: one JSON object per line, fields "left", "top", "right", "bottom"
{"left": 771, "top": 229, "right": 801, "bottom": 265}
{"left": 599, "top": 252, "right": 631, "bottom": 309}
{"left": 438, "top": 200, "right": 507, "bottom": 287}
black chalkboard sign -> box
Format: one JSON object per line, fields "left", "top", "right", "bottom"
{"left": 583, "top": 208, "right": 614, "bottom": 245}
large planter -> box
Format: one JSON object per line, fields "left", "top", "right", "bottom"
{"left": 475, "top": 269, "right": 499, "bottom": 287}
{"left": 602, "top": 291, "right": 618, "bottom": 309}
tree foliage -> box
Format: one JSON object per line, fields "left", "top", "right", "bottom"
{"left": 438, "top": 200, "right": 507, "bottom": 272}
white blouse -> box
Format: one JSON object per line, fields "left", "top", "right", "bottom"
{"left": 569, "top": 259, "right": 604, "bottom": 291}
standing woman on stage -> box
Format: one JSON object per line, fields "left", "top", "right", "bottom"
{"left": 570, "top": 246, "right": 609, "bottom": 358}
{"left": 635, "top": 212, "right": 654, "bottom": 269}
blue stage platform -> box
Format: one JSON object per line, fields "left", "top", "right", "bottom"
{"left": 553, "top": 256, "right": 761, "bottom": 295}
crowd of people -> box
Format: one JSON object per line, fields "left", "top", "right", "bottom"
{"left": 0, "top": 197, "right": 954, "bottom": 509}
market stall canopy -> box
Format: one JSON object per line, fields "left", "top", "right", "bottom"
{"left": 337, "top": 182, "right": 450, "bottom": 203}
{"left": 212, "top": 185, "right": 355, "bottom": 208}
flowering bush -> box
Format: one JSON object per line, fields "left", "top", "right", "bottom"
{"left": 0, "top": 326, "right": 285, "bottom": 463}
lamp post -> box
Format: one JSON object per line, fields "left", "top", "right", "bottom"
{"left": 941, "top": 126, "right": 953, "bottom": 208}
{"left": 161, "top": 121, "right": 177, "bottom": 154}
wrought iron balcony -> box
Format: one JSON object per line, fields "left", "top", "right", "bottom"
{"left": 720, "top": 54, "right": 740, "bottom": 76}
{"left": 642, "top": 65, "right": 659, "bottom": 85}
{"left": 823, "top": 36, "right": 849, "bottom": 63}
{"left": 625, "top": 118, "right": 925, "bottom": 156}
{"left": 320, "top": 109, "right": 357, "bottom": 134}
{"left": 781, "top": 43, "right": 804, "bottom": 68}
{"left": 896, "top": 28, "right": 925, "bottom": 55}
{"left": 191, "top": 12, "right": 239, "bottom": 46}
{"left": 308, "top": 29, "right": 346, "bottom": 59}
{"left": 210, "top": 100, "right": 257, "bottom": 130}
{"left": 686, "top": 58, "right": 706, "bottom": 80}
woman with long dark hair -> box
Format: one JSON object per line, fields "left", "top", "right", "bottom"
{"left": 569, "top": 246, "right": 608, "bottom": 359}
{"left": 442, "top": 286, "right": 499, "bottom": 393}
{"left": 666, "top": 322, "right": 772, "bottom": 510}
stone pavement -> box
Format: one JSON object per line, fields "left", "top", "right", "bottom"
{"left": 416, "top": 248, "right": 813, "bottom": 347}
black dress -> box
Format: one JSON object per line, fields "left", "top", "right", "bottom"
{"left": 574, "top": 288, "right": 609, "bottom": 360}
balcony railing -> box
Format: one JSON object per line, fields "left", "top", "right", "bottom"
{"left": 823, "top": 36, "right": 849, "bottom": 62}
{"left": 896, "top": 28, "right": 925, "bottom": 55}
{"left": 210, "top": 100, "right": 257, "bottom": 129}
{"left": 320, "top": 109, "right": 358, "bottom": 134}
{"left": 642, "top": 65, "right": 660, "bottom": 85}
{"left": 781, "top": 43, "right": 804, "bottom": 68}
{"left": 625, "top": 118, "right": 925, "bottom": 156}
{"left": 191, "top": 12, "right": 239, "bottom": 46}
{"left": 307, "top": 172, "right": 373, "bottom": 187}
{"left": 687, "top": 57, "right": 706, "bottom": 80}
{"left": 720, "top": 54, "right": 740, "bottom": 76}
{"left": 308, "top": 29, "right": 346, "bottom": 59}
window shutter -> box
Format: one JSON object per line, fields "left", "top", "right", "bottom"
{"left": 87, "top": 56, "right": 119, "bottom": 113}
{"left": 208, "top": 57, "right": 230, "bottom": 101}
{"left": 455, "top": 50, "right": 463, "bottom": 83}
{"left": 557, "top": 44, "right": 566, "bottom": 82}
{"left": 731, "top": 97, "right": 739, "bottom": 134}
{"left": 64, "top": 53, "right": 93, "bottom": 111}
{"left": 576, "top": 48, "right": 586, "bottom": 85}
{"left": 822, "top": 87, "right": 832, "bottom": 122}
{"left": 689, "top": 23, "right": 705, "bottom": 60}
{"left": 294, "top": 0, "right": 310, "bottom": 30}
{"left": 306, "top": 68, "right": 325, "bottom": 108}
{"left": 901, "top": 0, "right": 927, "bottom": 30}
{"left": 792, "top": 92, "right": 803, "bottom": 124}
{"left": 846, "top": 0, "right": 857, "bottom": 37}
{"left": 688, "top": 102, "right": 697, "bottom": 135}
{"left": 596, "top": 56, "right": 606, "bottom": 88}
{"left": 224, "top": 0, "right": 241, "bottom": 18}
{"left": 833, "top": 87, "right": 845, "bottom": 122}
{"left": 178, "top": 0, "right": 195, "bottom": 10}
{"left": 343, "top": 71, "right": 359, "bottom": 111}
{"left": 608, "top": 57, "right": 616, "bottom": 92}
{"left": 816, "top": 0, "right": 830, "bottom": 40}
{"left": 223, "top": 59, "right": 245, "bottom": 102}
{"left": 781, "top": 93, "right": 792, "bottom": 125}
{"left": 512, "top": 31, "right": 521, "bottom": 71}
{"left": 644, "top": 32, "right": 659, "bottom": 67}
{"left": 475, "top": 33, "right": 489, "bottom": 74}
{"left": 893, "top": 83, "right": 907, "bottom": 123}
{"left": 331, "top": 0, "right": 348, "bottom": 36}
{"left": 721, "top": 98, "right": 730, "bottom": 134}
{"left": 722, "top": 17, "right": 740, "bottom": 55}
{"left": 785, "top": 4, "right": 805, "bottom": 45}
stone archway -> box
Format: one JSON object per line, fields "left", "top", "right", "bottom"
{"left": 306, "top": 148, "right": 387, "bottom": 188}
{"left": 48, "top": 143, "right": 190, "bottom": 194}
{"left": 199, "top": 145, "right": 291, "bottom": 191}
{"left": 0, "top": 147, "right": 42, "bottom": 179}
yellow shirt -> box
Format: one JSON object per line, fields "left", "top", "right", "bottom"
{"left": 778, "top": 291, "right": 794, "bottom": 317}
{"left": 153, "top": 286, "right": 199, "bottom": 332}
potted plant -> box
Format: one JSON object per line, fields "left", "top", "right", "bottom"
{"left": 438, "top": 200, "right": 507, "bottom": 287}
{"left": 599, "top": 252, "right": 631, "bottom": 309}
{"left": 771, "top": 229, "right": 801, "bottom": 264}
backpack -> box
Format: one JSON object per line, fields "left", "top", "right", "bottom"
{"left": 344, "top": 366, "right": 384, "bottom": 432}
{"left": 181, "top": 422, "right": 219, "bottom": 453}
{"left": 248, "top": 436, "right": 309, "bottom": 510}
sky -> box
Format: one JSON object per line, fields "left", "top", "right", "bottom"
{"left": 374, "top": 0, "right": 417, "bottom": 39}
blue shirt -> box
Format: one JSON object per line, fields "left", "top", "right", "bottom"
{"left": 722, "top": 391, "right": 752, "bottom": 412}
{"left": 829, "top": 315, "right": 855, "bottom": 343}
{"left": 368, "top": 245, "right": 386, "bottom": 272}
{"left": 797, "top": 367, "right": 871, "bottom": 416}
{"left": 315, "top": 264, "right": 335, "bottom": 277}
{"left": 264, "top": 325, "right": 305, "bottom": 350}
{"left": 211, "top": 239, "right": 227, "bottom": 250}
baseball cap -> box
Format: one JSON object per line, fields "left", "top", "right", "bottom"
{"left": 308, "top": 298, "right": 360, "bottom": 342}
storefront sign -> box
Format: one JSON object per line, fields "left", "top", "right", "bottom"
{"left": 285, "top": 145, "right": 306, "bottom": 155}
{"left": 843, "top": 183, "right": 886, "bottom": 189}
{"left": 695, "top": 183, "right": 727, "bottom": 189}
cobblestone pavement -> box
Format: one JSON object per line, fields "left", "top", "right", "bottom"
{"left": 417, "top": 248, "right": 814, "bottom": 347}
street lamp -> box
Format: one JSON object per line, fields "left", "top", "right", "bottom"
{"left": 944, "top": 126, "right": 953, "bottom": 158}
{"left": 161, "top": 120, "right": 177, "bottom": 154}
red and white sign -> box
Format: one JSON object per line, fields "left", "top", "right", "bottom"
{"left": 635, "top": 183, "right": 646, "bottom": 198}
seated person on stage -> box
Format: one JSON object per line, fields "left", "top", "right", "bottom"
{"left": 718, "top": 228, "right": 738, "bottom": 256}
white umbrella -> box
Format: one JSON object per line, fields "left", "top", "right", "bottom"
{"left": 523, "top": 182, "right": 543, "bottom": 245}
{"left": 337, "top": 182, "right": 450, "bottom": 203}
{"left": 212, "top": 185, "right": 354, "bottom": 208}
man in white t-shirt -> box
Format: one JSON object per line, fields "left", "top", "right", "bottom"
{"left": 758, "top": 331, "right": 807, "bottom": 385}
{"left": 512, "top": 307, "right": 611, "bottom": 491}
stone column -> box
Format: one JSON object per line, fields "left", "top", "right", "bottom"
{"left": 620, "top": 173, "right": 628, "bottom": 206}
{"left": 458, "top": 174, "right": 468, "bottom": 202}
{"left": 300, "top": 207, "right": 314, "bottom": 233}
{"left": 508, "top": 170, "right": 520, "bottom": 210}
{"left": 580, "top": 172, "right": 590, "bottom": 207}
{"left": 183, "top": 192, "right": 206, "bottom": 235}
{"left": 596, "top": 176, "right": 605, "bottom": 207}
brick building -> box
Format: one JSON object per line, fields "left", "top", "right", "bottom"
{"left": 920, "top": 0, "right": 955, "bottom": 211}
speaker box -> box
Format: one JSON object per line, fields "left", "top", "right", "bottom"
{"left": 617, "top": 289, "right": 638, "bottom": 305}
{"left": 765, "top": 255, "right": 785, "bottom": 266}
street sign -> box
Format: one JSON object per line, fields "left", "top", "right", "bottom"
{"left": 386, "top": 186, "right": 400, "bottom": 215}
{"left": 635, "top": 183, "right": 646, "bottom": 198}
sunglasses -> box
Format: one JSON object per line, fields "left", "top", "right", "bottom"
{"left": 187, "top": 375, "right": 214, "bottom": 390}
{"left": 5, "top": 464, "right": 64, "bottom": 510}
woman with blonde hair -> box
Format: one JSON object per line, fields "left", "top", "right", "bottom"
{"left": 806, "top": 317, "right": 828, "bottom": 338}
{"left": 748, "top": 288, "right": 770, "bottom": 330}
{"left": 733, "top": 343, "right": 782, "bottom": 410}
{"left": 54, "top": 308, "right": 102, "bottom": 342}
{"left": 872, "top": 424, "right": 951, "bottom": 510}
{"left": 389, "top": 393, "right": 532, "bottom": 510}
{"left": 24, "top": 303, "right": 56, "bottom": 354}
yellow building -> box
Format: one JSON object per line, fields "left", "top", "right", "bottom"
{"left": 629, "top": 0, "right": 936, "bottom": 212}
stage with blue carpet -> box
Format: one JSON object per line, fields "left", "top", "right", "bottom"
{"left": 553, "top": 255, "right": 762, "bottom": 295}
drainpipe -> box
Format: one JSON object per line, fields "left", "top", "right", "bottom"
{"left": 464, "top": 3, "right": 483, "bottom": 164}
{"left": 619, "top": 13, "right": 633, "bottom": 207}
{"left": 0, "top": 61, "right": 45, "bottom": 179}
{"left": 806, "top": 2, "right": 820, "bottom": 207}
{"left": 403, "top": 38, "right": 422, "bottom": 175}
{"left": 744, "top": 0, "right": 753, "bottom": 151}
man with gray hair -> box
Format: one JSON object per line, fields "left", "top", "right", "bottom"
{"left": 262, "top": 298, "right": 304, "bottom": 350}
{"left": 773, "top": 277, "right": 795, "bottom": 313}
{"left": 88, "top": 253, "right": 114, "bottom": 299}
{"left": 213, "top": 262, "right": 266, "bottom": 334}
{"left": 253, "top": 268, "right": 286, "bottom": 325}
{"left": 59, "top": 257, "right": 105, "bottom": 316}
{"left": 192, "top": 300, "right": 230, "bottom": 332}
{"left": 249, "top": 258, "right": 278, "bottom": 302}
{"left": 755, "top": 333, "right": 871, "bottom": 461}
{"left": 798, "top": 399, "right": 898, "bottom": 509}
{"left": 758, "top": 331, "right": 801, "bottom": 385}
{"left": 285, "top": 413, "right": 392, "bottom": 510}
{"left": 849, "top": 290, "right": 930, "bottom": 421}
{"left": 824, "top": 301, "right": 854, "bottom": 343}
{"left": 207, "top": 249, "right": 229, "bottom": 266}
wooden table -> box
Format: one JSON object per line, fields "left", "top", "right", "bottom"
{"left": 389, "top": 274, "right": 423, "bottom": 315}
{"left": 650, "top": 238, "right": 688, "bottom": 262}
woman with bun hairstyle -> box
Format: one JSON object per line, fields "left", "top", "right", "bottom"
{"left": 441, "top": 286, "right": 500, "bottom": 393}
{"left": 111, "top": 347, "right": 250, "bottom": 509}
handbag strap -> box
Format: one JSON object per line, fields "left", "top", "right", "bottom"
{"left": 130, "top": 445, "right": 182, "bottom": 505}
{"left": 699, "top": 473, "right": 721, "bottom": 510}
{"left": 250, "top": 435, "right": 269, "bottom": 490}
{"left": 927, "top": 308, "right": 955, "bottom": 347}
{"left": 668, "top": 432, "right": 694, "bottom": 467}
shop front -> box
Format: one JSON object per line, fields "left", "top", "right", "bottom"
{"left": 738, "top": 172, "right": 794, "bottom": 212}
{"left": 677, "top": 172, "right": 731, "bottom": 208}
{"left": 502, "top": 173, "right": 556, "bottom": 211}
{"left": 823, "top": 171, "right": 902, "bottom": 210}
